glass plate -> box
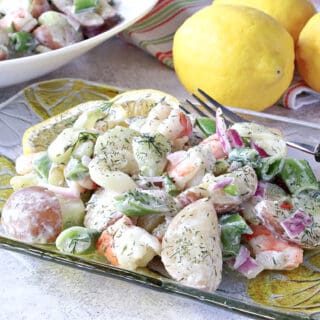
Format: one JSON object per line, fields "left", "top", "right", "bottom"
{"left": 1, "top": 79, "right": 319, "bottom": 320}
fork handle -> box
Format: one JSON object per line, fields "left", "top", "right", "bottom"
{"left": 287, "top": 141, "right": 320, "bottom": 162}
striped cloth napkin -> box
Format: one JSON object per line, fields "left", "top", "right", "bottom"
{"left": 119, "top": 0, "right": 212, "bottom": 68}
{"left": 119, "top": 0, "right": 320, "bottom": 110}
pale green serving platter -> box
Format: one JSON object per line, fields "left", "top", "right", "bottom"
{"left": 0, "top": 78, "right": 320, "bottom": 320}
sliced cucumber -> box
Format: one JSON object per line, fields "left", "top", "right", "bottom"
{"left": 132, "top": 133, "right": 171, "bottom": 177}
{"left": 58, "top": 197, "right": 85, "bottom": 230}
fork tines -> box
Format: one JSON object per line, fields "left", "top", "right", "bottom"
{"left": 185, "top": 92, "right": 237, "bottom": 126}
{"left": 185, "top": 88, "right": 320, "bottom": 162}
{"left": 184, "top": 99, "right": 207, "bottom": 117}
{"left": 197, "top": 89, "right": 247, "bottom": 123}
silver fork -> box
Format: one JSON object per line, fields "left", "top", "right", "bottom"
{"left": 183, "top": 88, "right": 320, "bottom": 162}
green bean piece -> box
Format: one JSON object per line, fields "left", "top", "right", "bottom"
{"left": 32, "top": 152, "right": 52, "bottom": 180}
{"left": 256, "top": 156, "right": 285, "bottom": 181}
{"left": 163, "top": 173, "right": 179, "bottom": 196}
{"left": 11, "top": 31, "right": 35, "bottom": 52}
{"left": 219, "top": 213, "right": 252, "bottom": 260}
{"left": 223, "top": 184, "right": 239, "bottom": 196}
{"left": 56, "top": 226, "right": 100, "bottom": 255}
{"left": 115, "top": 189, "right": 177, "bottom": 216}
{"left": 196, "top": 117, "right": 216, "bottom": 137}
{"left": 74, "top": 0, "right": 98, "bottom": 13}
{"left": 279, "top": 158, "right": 318, "bottom": 194}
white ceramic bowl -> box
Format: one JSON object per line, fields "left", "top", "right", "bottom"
{"left": 0, "top": 0, "right": 158, "bottom": 88}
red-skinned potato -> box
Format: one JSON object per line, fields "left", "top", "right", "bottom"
{"left": 1, "top": 186, "right": 62, "bottom": 243}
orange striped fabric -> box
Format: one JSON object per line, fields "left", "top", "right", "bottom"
{"left": 119, "top": 0, "right": 211, "bottom": 68}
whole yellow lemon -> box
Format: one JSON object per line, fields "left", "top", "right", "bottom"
{"left": 214, "top": 0, "right": 316, "bottom": 44}
{"left": 173, "top": 4, "right": 295, "bottom": 111}
{"left": 296, "top": 13, "right": 320, "bottom": 92}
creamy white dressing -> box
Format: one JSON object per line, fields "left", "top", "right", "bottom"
{"left": 231, "top": 122, "right": 287, "bottom": 156}
{"left": 84, "top": 189, "right": 123, "bottom": 232}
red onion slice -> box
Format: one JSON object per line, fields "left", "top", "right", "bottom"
{"left": 227, "top": 128, "right": 244, "bottom": 148}
{"left": 211, "top": 177, "right": 234, "bottom": 191}
{"left": 227, "top": 245, "right": 264, "bottom": 279}
{"left": 254, "top": 181, "right": 267, "bottom": 199}
{"left": 280, "top": 209, "right": 313, "bottom": 238}
{"left": 216, "top": 108, "right": 231, "bottom": 154}
{"left": 250, "top": 141, "right": 269, "bottom": 158}
{"left": 232, "top": 245, "right": 250, "bottom": 269}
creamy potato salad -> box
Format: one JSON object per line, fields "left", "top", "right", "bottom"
{"left": 2, "top": 90, "right": 320, "bottom": 292}
{"left": 0, "top": 0, "right": 121, "bottom": 60}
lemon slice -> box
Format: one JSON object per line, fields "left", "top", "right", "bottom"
{"left": 0, "top": 156, "right": 16, "bottom": 212}
{"left": 22, "top": 89, "right": 179, "bottom": 155}
{"left": 23, "top": 101, "right": 109, "bottom": 154}
{"left": 111, "top": 89, "right": 180, "bottom": 118}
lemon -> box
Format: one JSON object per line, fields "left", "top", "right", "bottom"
{"left": 22, "top": 89, "right": 179, "bottom": 154}
{"left": 173, "top": 4, "right": 295, "bottom": 111}
{"left": 296, "top": 13, "right": 320, "bottom": 92}
{"left": 214, "top": 0, "right": 316, "bottom": 44}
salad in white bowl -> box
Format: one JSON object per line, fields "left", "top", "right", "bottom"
{"left": 0, "top": 0, "right": 121, "bottom": 60}
{"left": 0, "top": 0, "right": 158, "bottom": 87}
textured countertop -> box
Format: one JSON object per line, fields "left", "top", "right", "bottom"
{"left": 0, "top": 36, "right": 319, "bottom": 320}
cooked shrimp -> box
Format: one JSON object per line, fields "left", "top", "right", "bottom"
{"left": 166, "top": 132, "right": 230, "bottom": 190}
{"left": 16, "top": 9, "right": 38, "bottom": 32}
{"left": 243, "top": 224, "right": 303, "bottom": 270}
{"left": 177, "top": 165, "right": 258, "bottom": 213}
{"left": 166, "top": 144, "right": 216, "bottom": 190}
{"left": 96, "top": 231, "right": 119, "bottom": 266}
{"left": 0, "top": 9, "right": 38, "bottom": 32}
{"left": 140, "top": 103, "right": 192, "bottom": 149}
{"left": 96, "top": 216, "right": 161, "bottom": 270}
{"left": 200, "top": 133, "right": 227, "bottom": 160}
{"left": 240, "top": 182, "right": 289, "bottom": 225}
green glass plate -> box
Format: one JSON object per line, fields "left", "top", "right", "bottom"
{"left": 1, "top": 78, "right": 320, "bottom": 320}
